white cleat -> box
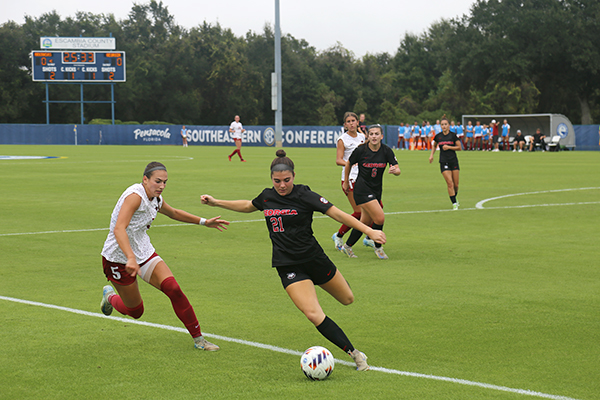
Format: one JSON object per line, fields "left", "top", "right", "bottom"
{"left": 374, "top": 247, "right": 389, "bottom": 260}
{"left": 350, "top": 349, "right": 370, "bottom": 371}
{"left": 100, "top": 285, "right": 115, "bottom": 316}
{"left": 342, "top": 244, "right": 357, "bottom": 258}
{"left": 362, "top": 237, "right": 376, "bottom": 249}
{"left": 194, "top": 336, "right": 220, "bottom": 351}
{"left": 332, "top": 233, "right": 344, "bottom": 251}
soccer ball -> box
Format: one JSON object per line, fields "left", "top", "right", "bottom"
{"left": 300, "top": 346, "right": 335, "bottom": 380}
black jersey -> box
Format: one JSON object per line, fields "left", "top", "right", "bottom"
{"left": 349, "top": 143, "right": 398, "bottom": 199}
{"left": 251, "top": 184, "right": 334, "bottom": 267}
{"left": 433, "top": 131, "right": 460, "bottom": 164}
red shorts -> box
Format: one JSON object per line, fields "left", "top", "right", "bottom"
{"left": 341, "top": 180, "right": 355, "bottom": 195}
{"left": 233, "top": 138, "right": 242, "bottom": 144}
{"left": 102, "top": 253, "right": 159, "bottom": 286}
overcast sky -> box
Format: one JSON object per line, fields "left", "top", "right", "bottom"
{"left": 3, "top": 0, "right": 476, "bottom": 57}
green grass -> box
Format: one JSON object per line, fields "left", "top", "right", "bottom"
{"left": 0, "top": 145, "right": 599, "bottom": 400}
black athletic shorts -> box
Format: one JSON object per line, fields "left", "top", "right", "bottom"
{"left": 276, "top": 254, "right": 337, "bottom": 289}
{"left": 440, "top": 159, "right": 460, "bottom": 173}
{"left": 353, "top": 191, "right": 382, "bottom": 206}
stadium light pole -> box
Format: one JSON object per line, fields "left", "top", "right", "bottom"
{"left": 274, "top": 0, "right": 283, "bottom": 147}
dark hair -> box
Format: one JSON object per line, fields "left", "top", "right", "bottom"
{"left": 144, "top": 161, "right": 167, "bottom": 178}
{"left": 367, "top": 124, "right": 383, "bottom": 135}
{"left": 270, "top": 150, "right": 294, "bottom": 174}
{"left": 441, "top": 114, "right": 449, "bottom": 123}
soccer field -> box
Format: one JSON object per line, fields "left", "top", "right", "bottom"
{"left": 1, "top": 145, "right": 598, "bottom": 400}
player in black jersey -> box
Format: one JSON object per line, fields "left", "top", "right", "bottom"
{"left": 342, "top": 124, "right": 401, "bottom": 259}
{"left": 201, "top": 150, "right": 384, "bottom": 371}
{"left": 429, "top": 116, "right": 462, "bottom": 210}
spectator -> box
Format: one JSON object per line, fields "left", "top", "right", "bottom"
{"left": 513, "top": 130, "right": 526, "bottom": 152}
{"left": 529, "top": 128, "right": 547, "bottom": 152}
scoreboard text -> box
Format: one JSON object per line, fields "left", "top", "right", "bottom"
{"left": 31, "top": 51, "right": 126, "bottom": 82}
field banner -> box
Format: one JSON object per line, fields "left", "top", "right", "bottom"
{"left": 0, "top": 124, "right": 345, "bottom": 147}
{"left": 1, "top": 123, "right": 596, "bottom": 150}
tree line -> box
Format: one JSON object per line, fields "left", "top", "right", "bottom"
{"left": 1, "top": 0, "right": 598, "bottom": 126}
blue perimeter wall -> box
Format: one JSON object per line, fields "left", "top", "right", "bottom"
{"left": 0, "top": 124, "right": 598, "bottom": 150}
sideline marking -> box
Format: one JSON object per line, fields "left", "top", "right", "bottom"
{"left": 2, "top": 195, "right": 600, "bottom": 237}
{"left": 0, "top": 155, "right": 66, "bottom": 160}
{"left": 475, "top": 187, "right": 600, "bottom": 209}
{"left": 0, "top": 295, "right": 580, "bottom": 400}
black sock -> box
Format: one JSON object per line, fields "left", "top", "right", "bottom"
{"left": 450, "top": 195, "right": 457, "bottom": 204}
{"left": 371, "top": 223, "right": 383, "bottom": 248}
{"left": 454, "top": 187, "right": 458, "bottom": 196}
{"left": 345, "top": 228, "right": 363, "bottom": 247}
{"left": 316, "top": 316, "right": 354, "bottom": 354}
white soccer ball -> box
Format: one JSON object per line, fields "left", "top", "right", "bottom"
{"left": 300, "top": 346, "right": 335, "bottom": 380}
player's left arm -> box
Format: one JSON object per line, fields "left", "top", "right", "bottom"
{"left": 159, "top": 201, "right": 229, "bottom": 231}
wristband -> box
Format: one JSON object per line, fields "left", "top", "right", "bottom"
{"left": 199, "top": 218, "right": 206, "bottom": 226}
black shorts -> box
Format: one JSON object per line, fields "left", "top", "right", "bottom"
{"left": 276, "top": 254, "right": 337, "bottom": 289}
{"left": 440, "top": 159, "right": 460, "bottom": 173}
{"left": 493, "top": 135, "right": 501, "bottom": 143}
{"left": 514, "top": 137, "right": 526, "bottom": 143}
{"left": 353, "top": 191, "right": 382, "bottom": 206}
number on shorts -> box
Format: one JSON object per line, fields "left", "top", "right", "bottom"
{"left": 110, "top": 266, "right": 121, "bottom": 280}
{"left": 270, "top": 216, "right": 284, "bottom": 232}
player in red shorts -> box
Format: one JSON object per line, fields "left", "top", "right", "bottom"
{"left": 100, "top": 162, "right": 229, "bottom": 350}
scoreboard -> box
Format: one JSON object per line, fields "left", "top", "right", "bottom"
{"left": 31, "top": 51, "right": 126, "bottom": 82}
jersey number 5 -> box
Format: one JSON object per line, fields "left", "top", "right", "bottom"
{"left": 270, "top": 216, "right": 285, "bottom": 232}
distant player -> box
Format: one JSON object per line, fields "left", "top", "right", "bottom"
{"left": 332, "top": 112, "right": 370, "bottom": 251}
{"left": 429, "top": 116, "right": 461, "bottom": 210}
{"left": 181, "top": 126, "right": 188, "bottom": 147}
{"left": 228, "top": 115, "right": 246, "bottom": 162}
{"left": 341, "top": 124, "right": 401, "bottom": 259}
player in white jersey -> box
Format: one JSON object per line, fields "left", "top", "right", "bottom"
{"left": 332, "top": 112, "right": 375, "bottom": 251}
{"left": 100, "top": 162, "right": 229, "bottom": 351}
{"left": 228, "top": 115, "right": 247, "bottom": 162}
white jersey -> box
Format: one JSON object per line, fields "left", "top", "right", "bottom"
{"left": 338, "top": 132, "right": 365, "bottom": 182}
{"left": 101, "top": 183, "right": 163, "bottom": 264}
{"left": 229, "top": 121, "right": 244, "bottom": 139}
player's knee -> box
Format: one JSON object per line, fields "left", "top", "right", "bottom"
{"left": 340, "top": 293, "right": 354, "bottom": 306}
{"left": 160, "top": 276, "right": 184, "bottom": 300}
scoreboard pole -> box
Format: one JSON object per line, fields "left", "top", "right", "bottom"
{"left": 42, "top": 81, "right": 117, "bottom": 125}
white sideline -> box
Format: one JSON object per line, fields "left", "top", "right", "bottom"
{"left": 2, "top": 193, "right": 600, "bottom": 238}
{"left": 0, "top": 295, "right": 581, "bottom": 400}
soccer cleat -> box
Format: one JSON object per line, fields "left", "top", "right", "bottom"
{"left": 228, "top": 155, "right": 232, "bottom": 161}
{"left": 363, "top": 237, "right": 376, "bottom": 249}
{"left": 374, "top": 247, "right": 389, "bottom": 260}
{"left": 241, "top": 159, "right": 247, "bottom": 162}
{"left": 194, "top": 336, "right": 220, "bottom": 351}
{"left": 453, "top": 202, "right": 459, "bottom": 210}
{"left": 100, "top": 285, "right": 115, "bottom": 316}
{"left": 342, "top": 244, "right": 357, "bottom": 258}
{"left": 332, "top": 233, "right": 344, "bottom": 251}
{"left": 350, "top": 349, "right": 370, "bottom": 371}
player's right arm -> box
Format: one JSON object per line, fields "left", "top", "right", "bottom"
{"left": 114, "top": 193, "right": 142, "bottom": 277}
{"left": 201, "top": 195, "right": 257, "bottom": 213}
{"left": 336, "top": 139, "right": 346, "bottom": 167}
